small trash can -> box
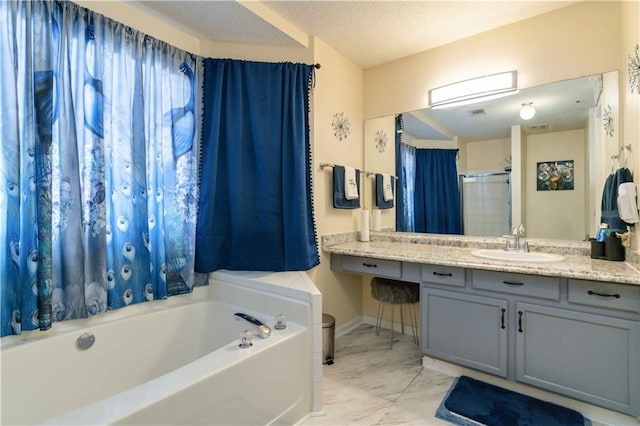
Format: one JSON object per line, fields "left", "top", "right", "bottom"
{"left": 322, "top": 313, "right": 335, "bottom": 365}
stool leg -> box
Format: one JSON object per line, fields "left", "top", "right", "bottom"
{"left": 375, "top": 302, "right": 384, "bottom": 336}
{"left": 409, "top": 303, "right": 419, "bottom": 345}
{"left": 389, "top": 305, "right": 395, "bottom": 348}
{"left": 400, "top": 304, "right": 406, "bottom": 336}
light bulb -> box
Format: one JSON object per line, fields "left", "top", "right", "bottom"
{"left": 520, "top": 102, "right": 536, "bottom": 120}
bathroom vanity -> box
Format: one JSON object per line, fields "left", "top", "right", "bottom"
{"left": 325, "top": 232, "right": 640, "bottom": 416}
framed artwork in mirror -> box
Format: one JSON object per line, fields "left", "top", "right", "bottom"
{"left": 537, "top": 160, "right": 574, "bottom": 191}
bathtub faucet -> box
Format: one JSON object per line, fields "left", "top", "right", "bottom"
{"left": 234, "top": 313, "right": 271, "bottom": 338}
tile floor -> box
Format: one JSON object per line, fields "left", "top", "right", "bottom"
{"left": 303, "top": 323, "right": 640, "bottom": 426}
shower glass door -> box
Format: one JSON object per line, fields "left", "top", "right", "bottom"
{"left": 460, "top": 172, "right": 511, "bottom": 237}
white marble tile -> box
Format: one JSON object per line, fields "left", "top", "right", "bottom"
{"left": 304, "top": 323, "right": 638, "bottom": 426}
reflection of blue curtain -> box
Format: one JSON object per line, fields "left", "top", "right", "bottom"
{"left": 196, "top": 59, "right": 319, "bottom": 272}
{"left": 0, "top": 1, "right": 201, "bottom": 336}
{"left": 414, "top": 149, "right": 461, "bottom": 234}
{"left": 395, "top": 115, "right": 416, "bottom": 232}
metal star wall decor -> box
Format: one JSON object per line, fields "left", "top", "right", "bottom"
{"left": 628, "top": 44, "right": 640, "bottom": 94}
{"left": 332, "top": 112, "right": 350, "bottom": 141}
{"left": 603, "top": 104, "right": 614, "bottom": 138}
{"left": 374, "top": 130, "right": 388, "bottom": 153}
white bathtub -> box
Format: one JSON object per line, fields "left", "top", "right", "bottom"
{"left": 1, "top": 270, "right": 322, "bottom": 425}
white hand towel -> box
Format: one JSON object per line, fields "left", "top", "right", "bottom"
{"left": 618, "top": 182, "right": 639, "bottom": 223}
{"left": 344, "top": 166, "right": 359, "bottom": 200}
{"left": 382, "top": 174, "right": 393, "bottom": 201}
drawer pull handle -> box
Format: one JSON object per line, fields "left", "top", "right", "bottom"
{"left": 587, "top": 290, "right": 620, "bottom": 299}
{"left": 518, "top": 311, "right": 523, "bottom": 333}
{"left": 433, "top": 272, "right": 453, "bottom": 277}
{"left": 500, "top": 308, "right": 506, "bottom": 329}
{"left": 362, "top": 262, "right": 378, "bottom": 268}
{"left": 503, "top": 280, "right": 524, "bottom": 286}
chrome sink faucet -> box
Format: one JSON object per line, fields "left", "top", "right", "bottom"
{"left": 505, "top": 224, "right": 528, "bottom": 252}
{"left": 234, "top": 313, "right": 271, "bottom": 338}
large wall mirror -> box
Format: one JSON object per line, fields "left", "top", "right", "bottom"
{"left": 363, "top": 71, "right": 620, "bottom": 241}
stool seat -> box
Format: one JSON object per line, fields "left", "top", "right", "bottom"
{"left": 371, "top": 278, "right": 419, "bottom": 305}
{"left": 370, "top": 277, "right": 419, "bottom": 348}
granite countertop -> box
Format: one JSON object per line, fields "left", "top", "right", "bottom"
{"left": 322, "top": 232, "right": 640, "bottom": 286}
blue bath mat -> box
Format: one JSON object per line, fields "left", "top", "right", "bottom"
{"left": 435, "top": 376, "right": 591, "bottom": 426}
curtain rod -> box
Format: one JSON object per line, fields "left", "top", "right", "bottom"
{"left": 320, "top": 162, "right": 364, "bottom": 172}
{"left": 319, "top": 163, "right": 396, "bottom": 178}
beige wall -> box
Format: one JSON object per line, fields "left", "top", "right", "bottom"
{"left": 525, "top": 130, "right": 586, "bottom": 241}
{"left": 464, "top": 138, "right": 511, "bottom": 174}
{"left": 361, "top": 1, "right": 638, "bottom": 322}
{"left": 306, "top": 37, "right": 365, "bottom": 327}
{"left": 364, "top": 116, "right": 396, "bottom": 231}
{"left": 621, "top": 2, "right": 640, "bottom": 250}
{"left": 75, "top": 1, "right": 201, "bottom": 54}
{"left": 364, "top": 2, "right": 622, "bottom": 119}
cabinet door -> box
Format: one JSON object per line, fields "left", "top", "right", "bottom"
{"left": 422, "top": 287, "right": 508, "bottom": 377}
{"left": 515, "top": 303, "right": 640, "bottom": 416}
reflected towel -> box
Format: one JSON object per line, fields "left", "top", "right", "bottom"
{"left": 601, "top": 167, "right": 633, "bottom": 232}
{"left": 383, "top": 174, "right": 393, "bottom": 201}
{"left": 344, "top": 166, "right": 359, "bottom": 200}
{"left": 375, "top": 173, "right": 394, "bottom": 209}
{"left": 333, "top": 165, "right": 361, "bottom": 209}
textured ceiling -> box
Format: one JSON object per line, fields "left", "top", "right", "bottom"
{"left": 265, "top": 1, "right": 574, "bottom": 68}
{"left": 134, "top": 0, "right": 576, "bottom": 69}
{"left": 135, "top": 1, "right": 303, "bottom": 46}
{"left": 135, "top": 0, "right": 590, "bottom": 140}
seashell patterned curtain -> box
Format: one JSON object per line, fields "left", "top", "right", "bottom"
{"left": 0, "top": 0, "right": 202, "bottom": 336}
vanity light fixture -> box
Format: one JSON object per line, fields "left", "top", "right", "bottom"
{"left": 429, "top": 70, "right": 518, "bottom": 109}
{"left": 519, "top": 102, "right": 536, "bottom": 120}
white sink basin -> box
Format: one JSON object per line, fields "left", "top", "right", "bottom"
{"left": 470, "top": 249, "right": 565, "bottom": 263}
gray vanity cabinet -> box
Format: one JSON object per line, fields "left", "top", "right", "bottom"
{"left": 515, "top": 303, "right": 640, "bottom": 415}
{"left": 421, "top": 288, "right": 508, "bottom": 377}
{"left": 329, "top": 252, "right": 640, "bottom": 416}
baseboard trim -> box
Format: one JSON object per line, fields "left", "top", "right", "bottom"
{"left": 335, "top": 315, "right": 364, "bottom": 338}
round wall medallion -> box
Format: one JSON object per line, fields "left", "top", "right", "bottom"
{"left": 602, "top": 104, "right": 614, "bottom": 138}
{"left": 375, "top": 130, "right": 388, "bottom": 153}
{"left": 628, "top": 44, "right": 640, "bottom": 94}
{"left": 332, "top": 112, "right": 350, "bottom": 141}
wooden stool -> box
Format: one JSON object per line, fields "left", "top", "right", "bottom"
{"left": 371, "top": 277, "right": 419, "bottom": 348}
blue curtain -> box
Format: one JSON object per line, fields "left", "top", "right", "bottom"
{"left": 0, "top": 1, "right": 201, "bottom": 336}
{"left": 395, "top": 114, "right": 416, "bottom": 232}
{"left": 414, "top": 149, "right": 462, "bottom": 234}
{"left": 196, "top": 59, "right": 319, "bottom": 272}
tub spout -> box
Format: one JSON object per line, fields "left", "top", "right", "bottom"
{"left": 234, "top": 313, "right": 271, "bottom": 338}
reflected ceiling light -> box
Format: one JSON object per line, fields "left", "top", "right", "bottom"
{"left": 520, "top": 102, "right": 536, "bottom": 120}
{"left": 429, "top": 70, "right": 518, "bottom": 109}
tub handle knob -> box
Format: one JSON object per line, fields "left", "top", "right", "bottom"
{"left": 239, "top": 330, "right": 253, "bottom": 348}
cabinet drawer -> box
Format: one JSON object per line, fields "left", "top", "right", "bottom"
{"left": 342, "top": 255, "right": 401, "bottom": 278}
{"left": 421, "top": 265, "right": 465, "bottom": 287}
{"left": 471, "top": 270, "right": 559, "bottom": 300}
{"left": 568, "top": 279, "right": 640, "bottom": 312}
